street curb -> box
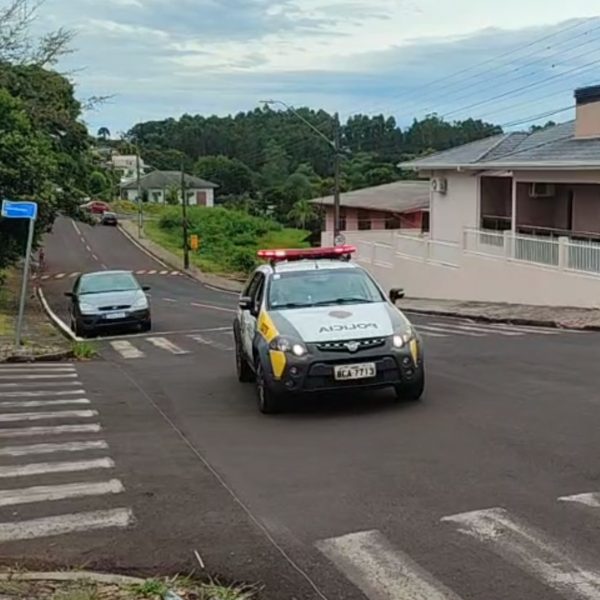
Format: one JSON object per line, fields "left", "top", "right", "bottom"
{"left": 399, "top": 305, "right": 600, "bottom": 332}
{"left": 36, "top": 286, "right": 81, "bottom": 342}
{"left": 0, "top": 571, "right": 144, "bottom": 586}
{"left": 117, "top": 223, "right": 243, "bottom": 295}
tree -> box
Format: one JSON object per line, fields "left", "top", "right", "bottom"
{"left": 195, "top": 155, "right": 255, "bottom": 198}
{"left": 261, "top": 140, "right": 289, "bottom": 187}
{"left": 0, "top": 88, "right": 56, "bottom": 270}
{"left": 165, "top": 185, "right": 179, "bottom": 205}
{"left": 287, "top": 199, "right": 317, "bottom": 229}
{"left": 97, "top": 127, "right": 110, "bottom": 141}
{"left": 88, "top": 171, "right": 109, "bottom": 196}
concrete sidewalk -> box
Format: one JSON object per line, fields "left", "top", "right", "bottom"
{"left": 399, "top": 298, "right": 600, "bottom": 330}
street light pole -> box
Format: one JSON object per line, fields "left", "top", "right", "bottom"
{"left": 261, "top": 99, "right": 343, "bottom": 245}
{"left": 136, "top": 151, "right": 142, "bottom": 238}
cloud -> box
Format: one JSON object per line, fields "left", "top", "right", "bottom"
{"left": 39, "top": 0, "right": 600, "bottom": 133}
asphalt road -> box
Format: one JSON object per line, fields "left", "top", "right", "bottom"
{"left": 6, "top": 215, "right": 600, "bottom": 600}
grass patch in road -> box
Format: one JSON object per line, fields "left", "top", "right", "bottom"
{"left": 71, "top": 341, "right": 97, "bottom": 360}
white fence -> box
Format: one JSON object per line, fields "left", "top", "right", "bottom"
{"left": 462, "top": 227, "right": 600, "bottom": 275}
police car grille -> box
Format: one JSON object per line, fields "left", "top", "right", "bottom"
{"left": 316, "top": 337, "right": 386, "bottom": 352}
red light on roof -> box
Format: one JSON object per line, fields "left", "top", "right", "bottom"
{"left": 257, "top": 245, "right": 356, "bottom": 262}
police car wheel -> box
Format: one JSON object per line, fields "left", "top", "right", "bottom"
{"left": 394, "top": 370, "right": 425, "bottom": 402}
{"left": 255, "top": 360, "right": 280, "bottom": 414}
{"left": 235, "top": 338, "right": 254, "bottom": 383}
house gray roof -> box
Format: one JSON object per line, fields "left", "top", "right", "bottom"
{"left": 120, "top": 170, "right": 217, "bottom": 190}
{"left": 311, "top": 180, "right": 430, "bottom": 213}
{"left": 399, "top": 120, "right": 600, "bottom": 170}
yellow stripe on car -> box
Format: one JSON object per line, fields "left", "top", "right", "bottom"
{"left": 269, "top": 350, "right": 286, "bottom": 380}
{"left": 258, "top": 311, "right": 279, "bottom": 342}
{"left": 410, "top": 339, "right": 419, "bottom": 364}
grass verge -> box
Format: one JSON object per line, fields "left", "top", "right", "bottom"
{"left": 0, "top": 269, "right": 69, "bottom": 361}
{"left": 0, "top": 574, "right": 258, "bottom": 600}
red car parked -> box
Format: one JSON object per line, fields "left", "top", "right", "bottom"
{"left": 81, "top": 200, "right": 111, "bottom": 214}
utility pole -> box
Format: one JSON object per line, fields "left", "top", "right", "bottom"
{"left": 333, "top": 113, "right": 342, "bottom": 245}
{"left": 261, "top": 100, "right": 345, "bottom": 246}
{"left": 181, "top": 160, "right": 190, "bottom": 270}
{"left": 136, "top": 151, "right": 142, "bottom": 238}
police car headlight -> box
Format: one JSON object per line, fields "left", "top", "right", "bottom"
{"left": 269, "top": 337, "right": 307, "bottom": 357}
{"left": 392, "top": 329, "right": 415, "bottom": 348}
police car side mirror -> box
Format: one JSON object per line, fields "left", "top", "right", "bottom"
{"left": 239, "top": 296, "right": 252, "bottom": 311}
{"left": 389, "top": 288, "right": 405, "bottom": 303}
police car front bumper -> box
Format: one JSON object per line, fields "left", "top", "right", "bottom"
{"left": 264, "top": 337, "right": 423, "bottom": 395}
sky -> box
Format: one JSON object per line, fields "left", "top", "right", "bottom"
{"left": 34, "top": 0, "right": 600, "bottom": 134}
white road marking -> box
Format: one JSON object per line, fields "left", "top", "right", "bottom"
{"left": 0, "top": 507, "right": 134, "bottom": 542}
{"left": 0, "top": 389, "right": 85, "bottom": 398}
{"left": 0, "top": 370, "right": 76, "bottom": 375}
{"left": 55, "top": 273, "right": 66, "bottom": 279}
{"left": 478, "top": 323, "right": 561, "bottom": 335}
{"left": 0, "top": 457, "right": 114, "bottom": 478}
{"left": 0, "top": 410, "right": 98, "bottom": 422}
{"left": 162, "top": 298, "right": 177, "bottom": 303}
{"left": 68, "top": 272, "right": 80, "bottom": 278}
{"left": 0, "top": 398, "right": 90, "bottom": 408}
{"left": 0, "top": 479, "right": 124, "bottom": 508}
{"left": 431, "top": 322, "right": 524, "bottom": 336}
{"left": 0, "top": 440, "right": 108, "bottom": 457}
{"left": 200, "top": 326, "right": 233, "bottom": 333}
{"left": 418, "top": 331, "right": 448, "bottom": 338}
{"left": 171, "top": 271, "right": 179, "bottom": 276}
{"left": 0, "top": 363, "right": 74, "bottom": 369}
{"left": 72, "top": 220, "right": 82, "bottom": 235}
{"left": 0, "top": 424, "right": 102, "bottom": 438}
{"left": 110, "top": 340, "right": 145, "bottom": 359}
{"left": 40, "top": 275, "right": 50, "bottom": 280}
{"left": 416, "top": 324, "right": 486, "bottom": 337}
{"left": 317, "top": 530, "right": 462, "bottom": 600}
{"left": 189, "top": 335, "right": 233, "bottom": 352}
{"left": 146, "top": 337, "right": 189, "bottom": 355}
{"left": 92, "top": 254, "right": 99, "bottom": 261}
{"left": 558, "top": 493, "right": 600, "bottom": 508}
{"left": 85, "top": 245, "right": 92, "bottom": 252}
{"left": 147, "top": 270, "right": 157, "bottom": 275}
{"left": 0, "top": 382, "right": 81, "bottom": 388}
{"left": 160, "top": 270, "right": 169, "bottom": 275}
{"left": 135, "top": 270, "right": 146, "bottom": 275}
{"left": 442, "top": 507, "right": 600, "bottom": 600}
{"left": 0, "top": 374, "right": 78, "bottom": 380}
{"left": 191, "top": 302, "right": 236, "bottom": 314}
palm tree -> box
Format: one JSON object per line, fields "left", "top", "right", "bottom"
{"left": 97, "top": 126, "right": 111, "bottom": 141}
{"left": 287, "top": 199, "right": 316, "bottom": 229}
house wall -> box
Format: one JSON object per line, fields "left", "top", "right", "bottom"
{"left": 431, "top": 172, "right": 479, "bottom": 243}
{"left": 331, "top": 230, "right": 600, "bottom": 308}
{"left": 573, "top": 185, "right": 600, "bottom": 233}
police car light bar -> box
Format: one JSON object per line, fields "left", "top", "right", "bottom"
{"left": 257, "top": 245, "right": 356, "bottom": 262}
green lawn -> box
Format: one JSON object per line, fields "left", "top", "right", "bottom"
{"left": 143, "top": 206, "right": 309, "bottom": 276}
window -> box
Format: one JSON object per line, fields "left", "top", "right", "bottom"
{"left": 339, "top": 208, "right": 347, "bottom": 231}
{"left": 385, "top": 215, "right": 401, "bottom": 230}
{"left": 358, "top": 209, "right": 371, "bottom": 231}
{"left": 152, "top": 191, "right": 161, "bottom": 202}
{"left": 268, "top": 268, "right": 384, "bottom": 309}
{"left": 78, "top": 272, "right": 139, "bottom": 294}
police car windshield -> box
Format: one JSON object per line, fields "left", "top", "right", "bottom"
{"left": 268, "top": 268, "right": 384, "bottom": 309}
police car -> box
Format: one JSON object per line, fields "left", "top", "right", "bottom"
{"left": 233, "top": 246, "right": 424, "bottom": 413}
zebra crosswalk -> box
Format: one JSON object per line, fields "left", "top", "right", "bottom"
{"left": 318, "top": 493, "right": 600, "bottom": 600}
{"left": 0, "top": 363, "right": 133, "bottom": 544}
{"left": 104, "top": 319, "right": 578, "bottom": 361}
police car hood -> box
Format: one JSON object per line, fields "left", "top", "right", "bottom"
{"left": 273, "top": 302, "right": 404, "bottom": 343}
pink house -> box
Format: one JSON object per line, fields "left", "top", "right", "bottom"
{"left": 313, "top": 180, "right": 430, "bottom": 235}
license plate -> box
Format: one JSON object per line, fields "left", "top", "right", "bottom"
{"left": 105, "top": 312, "right": 126, "bottom": 320}
{"left": 334, "top": 363, "right": 376, "bottom": 381}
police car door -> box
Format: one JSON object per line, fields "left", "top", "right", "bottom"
{"left": 241, "top": 272, "right": 265, "bottom": 360}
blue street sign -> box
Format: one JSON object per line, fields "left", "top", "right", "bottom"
{"left": 1, "top": 200, "right": 38, "bottom": 220}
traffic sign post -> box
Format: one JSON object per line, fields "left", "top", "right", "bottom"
{"left": 1, "top": 200, "right": 38, "bottom": 348}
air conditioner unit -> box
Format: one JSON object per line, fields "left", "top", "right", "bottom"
{"left": 431, "top": 177, "right": 447, "bottom": 194}
{"left": 529, "top": 182, "right": 555, "bottom": 198}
